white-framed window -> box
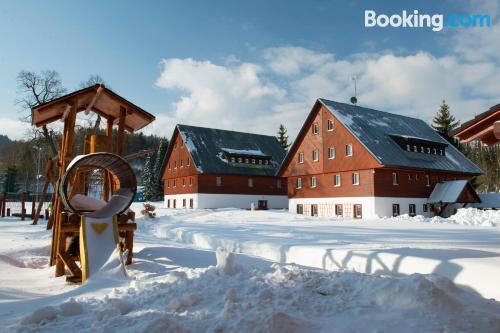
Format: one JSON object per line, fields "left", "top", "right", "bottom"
{"left": 245, "top": 158, "right": 249, "bottom": 163}
{"left": 327, "top": 119, "right": 334, "bottom": 131}
{"left": 182, "top": 178, "right": 186, "bottom": 187}
{"left": 248, "top": 178, "right": 254, "bottom": 188}
{"left": 187, "top": 158, "right": 191, "bottom": 166}
{"left": 313, "top": 149, "right": 319, "bottom": 162}
{"left": 413, "top": 145, "right": 417, "bottom": 152}
{"left": 231, "top": 157, "right": 236, "bottom": 163}
{"left": 297, "top": 177, "right": 302, "bottom": 189}
{"left": 180, "top": 159, "right": 183, "bottom": 168}
{"left": 312, "top": 123, "right": 319, "bottom": 135}
{"left": 174, "top": 161, "right": 177, "bottom": 168}
{"left": 168, "top": 162, "right": 171, "bottom": 170}
{"left": 408, "top": 173, "right": 412, "bottom": 180}
{"left": 252, "top": 159, "right": 256, "bottom": 164}
{"left": 425, "top": 175, "right": 430, "bottom": 187}
{"left": 334, "top": 174, "right": 341, "bottom": 187}
{"left": 416, "top": 174, "right": 420, "bottom": 180}
{"left": 258, "top": 159, "right": 262, "bottom": 165}
{"left": 406, "top": 144, "right": 410, "bottom": 151}
{"left": 346, "top": 144, "right": 353, "bottom": 156}
{"left": 173, "top": 179, "right": 177, "bottom": 188}
{"left": 433, "top": 148, "right": 437, "bottom": 154}
{"left": 264, "top": 160, "right": 269, "bottom": 165}
{"left": 311, "top": 176, "right": 317, "bottom": 188}
{"left": 167, "top": 180, "right": 171, "bottom": 188}
{"left": 439, "top": 149, "right": 443, "bottom": 155}
{"left": 238, "top": 157, "right": 243, "bottom": 163}
{"left": 420, "top": 146, "right": 424, "bottom": 153}
{"left": 427, "top": 147, "right": 431, "bottom": 154}
{"left": 298, "top": 152, "right": 304, "bottom": 164}
{"left": 352, "top": 172, "right": 360, "bottom": 185}
{"left": 189, "top": 177, "right": 193, "bottom": 186}
{"left": 392, "top": 172, "right": 398, "bottom": 185}
{"left": 216, "top": 176, "right": 222, "bottom": 187}
{"left": 328, "top": 146, "right": 335, "bottom": 159}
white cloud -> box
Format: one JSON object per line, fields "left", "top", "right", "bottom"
{"left": 0, "top": 118, "right": 32, "bottom": 140}
{"left": 154, "top": 22, "right": 500, "bottom": 141}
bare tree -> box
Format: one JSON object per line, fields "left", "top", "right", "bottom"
{"left": 16, "top": 70, "right": 66, "bottom": 155}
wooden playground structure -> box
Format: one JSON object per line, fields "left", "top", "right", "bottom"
{"left": 31, "top": 84, "right": 155, "bottom": 282}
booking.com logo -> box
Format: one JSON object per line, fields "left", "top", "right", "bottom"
{"left": 365, "top": 10, "right": 491, "bottom": 31}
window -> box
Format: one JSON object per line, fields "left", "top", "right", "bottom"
{"left": 216, "top": 176, "right": 222, "bottom": 187}
{"left": 313, "top": 150, "right": 319, "bottom": 162}
{"left": 413, "top": 145, "right": 417, "bottom": 152}
{"left": 182, "top": 178, "right": 186, "bottom": 187}
{"left": 180, "top": 159, "right": 183, "bottom": 167}
{"left": 252, "top": 159, "right": 256, "bottom": 164}
{"left": 189, "top": 177, "right": 193, "bottom": 186}
{"left": 439, "top": 149, "right": 443, "bottom": 155}
{"left": 311, "top": 176, "right": 317, "bottom": 188}
{"left": 334, "top": 174, "right": 341, "bottom": 187}
{"left": 352, "top": 172, "right": 360, "bottom": 185}
{"left": 311, "top": 204, "right": 318, "bottom": 216}
{"left": 427, "top": 147, "right": 431, "bottom": 154}
{"left": 392, "top": 172, "right": 398, "bottom": 185}
{"left": 167, "top": 199, "right": 170, "bottom": 208}
{"left": 409, "top": 204, "right": 416, "bottom": 217}
{"left": 327, "top": 119, "right": 334, "bottom": 131}
{"left": 167, "top": 180, "right": 171, "bottom": 188}
{"left": 328, "top": 146, "right": 335, "bottom": 159}
{"left": 264, "top": 160, "right": 269, "bottom": 165}
{"left": 392, "top": 204, "right": 400, "bottom": 217}
{"left": 353, "top": 204, "right": 362, "bottom": 219}
{"left": 423, "top": 204, "right": 428, "bottom": 212}
{"left": 173, "top": 179, "right": 177, "bottom": 188}
{"left": 425, "top": 175, "right": 430, "bottom": 187}
{"left": 187, "top": 158, "right": 190, "bottom": 166}
{"left": 248, "top": 178, "right": 254, "bottom": 188}
{"left": 420, "top": 146, "right": 424, "bottom": 153}
{"left": 312, "top": 123, "right": 319, "bottom": 135}
{"left": 174, "top": 161, "right": 177, "bottom": 168}
{"left": 298, "top": 152, "right": 304, "bottom": 164}
{"left": 245, "top": 158, "right": 249, "bottom": 164}
{"left": 408, "top": 173, "right": 412, "bottom": 180}
{"left": 346, "top": 144, "right": 353, "bottom": 156}
{"left": 416, "top": 174, "right": 420, "bottom": 180}
{"left": 277, "top": 179, "right": 282, "bottom": 189}
{"left": 231, "top": 157, "right": 236, "bottom": 163}
{"left": 238, "top": 157, "right": 243, "bottom": 163}
{"left": 297, "top": 177, "right": 302, "bottom": 189}
{"left": 182, "top": 199, "right": 186, "bottom": 208}
{"left": 258, "top": 159, "right": 262, "bottom": 165}
{"left": 173, "top": 199, "right": 176, "bottom": 208}
{"left": 296, "top": 204, "right": 304, "bottom": 214}
{"left": 335, "top": 204, "right": 343, "bottom": 216}
{"left": 168, "top": 162, "right": 171, "bottom": 170}
{"left": 433, "top": 148, "right": 437, "bottom": 154}
{"left": 189, "top": 199, "right": 194, "bottom": 208}
{"left": 406, "top": 144, "right": 410, "bottom": 151}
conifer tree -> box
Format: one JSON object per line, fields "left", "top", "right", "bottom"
{"left": 153, "top": 139, "right": 168, "bottom": 200}
{"left": 432, "top": 100, "right": 460, "bottom": 142}
{"left": 277, "top": 124, "right": 290, "bottom": 150}
{"left": 142, "top": 154, "right": 155, "bottom": 201}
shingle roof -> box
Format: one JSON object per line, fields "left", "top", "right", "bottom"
{"left": 171, "top": 124, "right": 286, "bottom": 176}
{"left": 318, "top": 99, "right": 482, "bottom": 175}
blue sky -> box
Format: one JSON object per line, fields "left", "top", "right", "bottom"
{"left": 0, "top": 0, "right": 499, "bottom": 139}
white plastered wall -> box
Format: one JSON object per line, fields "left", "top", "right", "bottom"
{"left": 164, "top": 193, "right": 288, "bottom": 209}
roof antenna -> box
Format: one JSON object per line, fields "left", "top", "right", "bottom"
{"left": 350, "top": 76, "right": 358, "bottom": 105}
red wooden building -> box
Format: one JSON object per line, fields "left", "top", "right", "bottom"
{"left": 161, "top": 124, "right": 288, "bottom": 209}
{"left": 278, "top": 99, "right": 482, "bottom": 218}
{"left": 454, "top": 103, "right": 500, "bottom": 146}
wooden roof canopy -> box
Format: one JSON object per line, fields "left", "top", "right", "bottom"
{"left": 454, "top": 104, "right": 500, "bottom": 146}
{"left": 31, "top": 84, "right": 155, "bottom": 132}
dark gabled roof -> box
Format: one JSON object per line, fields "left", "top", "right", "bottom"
{"left": 279, "top": 99, "right": 482, "bottom": 175}
{"left": 163, "top": 124, "right": 286, "bottom": 177}
{"left": 428, "top": 180, "right": 480, "bottom": 204}
{"left": 453, "top": 103, "right": 500, "bottom": 135}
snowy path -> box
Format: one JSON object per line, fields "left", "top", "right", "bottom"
{"left": 138, "top": 206, "right": 500, "bottom": 300}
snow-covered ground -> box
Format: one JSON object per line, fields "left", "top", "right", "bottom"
{"left": 0, "top": 206, "right": 499, "bottom": 332}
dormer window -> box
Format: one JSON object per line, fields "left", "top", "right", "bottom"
{"left": 231, "top": 157, "right": 236, "bottom": 163}
{"left": 413, "top": 145, "right": 417, "bottom": 152}
{"left": 406, "top": 144, "right": 410, "bottom": 151}
{"left": 312, "top": 123, "right": 319, "bottom": 135}
{"left": 238, "top": 157, "right": 243, "bottom": 163}
{"left": 389, "top": 135, "right": 447, "bottom": 157}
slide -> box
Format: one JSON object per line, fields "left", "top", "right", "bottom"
{"left": 59, "top": 153, "right": 137, "bottom": 284}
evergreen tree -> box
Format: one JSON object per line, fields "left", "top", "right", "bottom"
{"left": 142, "top": 154, "right": 155, "bottom": 201}
{"left": 4, "top": 166, "right": 18, "bottom": 193}
{"left": 432, "top": 100, "right": 460, "bottom": 144}
{"left": 277, "top": 124, "right": 290, "bottom": 150}
{"left": 152, "top": 139, "right": 168, "bottom": 200}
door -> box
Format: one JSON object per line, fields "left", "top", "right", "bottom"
{"left": 311, "top": 204, "right": 318, "bottom": 217}
{"left": 258, "top": 200, "right": 268, "bottom": 210}
{"left": 353, "top": 204, "right": 362, "bottom": 219}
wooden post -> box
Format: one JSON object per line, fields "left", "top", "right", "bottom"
{"left": 31, "top": 195, "right": 35, "bottom": 218}
{"left": 21, "top": 192, "right": 26, "bottom": 221}
{"left": 45, "top": 209, "right": 49, "bottom": 220}
{"left": 1, "top": 192, "right": 6, "bottom": 217}
{"left": 116, "top": 107, "right": 126, "bottom": 156}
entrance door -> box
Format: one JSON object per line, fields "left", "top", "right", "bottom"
{"left": 353, "top": 204, "right": 362, "bottom": 219}
{"left": 258, "top": 200, "right": 268, "bottom": 210}
{"left": 311, "top": 204, "right": 318, "bottom": 217}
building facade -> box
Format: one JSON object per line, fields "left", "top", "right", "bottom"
{"left": 279, "top": 99, "right": 482, "bottom": 218}
{"left": 162, "top": 124, "right": 288, "bottom": 209}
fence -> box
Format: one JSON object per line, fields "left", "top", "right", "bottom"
{"left": 0, "top": 192, "right": 52, "bottom": 221}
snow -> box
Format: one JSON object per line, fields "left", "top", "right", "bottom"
{"left": 428, "top": 180, "right": 468, "bottom": 203}
{"left": 390, "top": 208, "right": 500, "bottom": 227}
{"left": 1, "top": 207, "right": 500, "bottom": 332}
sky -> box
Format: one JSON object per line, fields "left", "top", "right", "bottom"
{"left": 0, "top": 0, "right": 499, "bottom": 141}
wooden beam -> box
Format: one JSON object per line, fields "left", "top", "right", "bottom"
{"left": 116, "top": 107, "right": 126, "bottom": 156}
{"left": 84, "top": 86, "right": 104, "bottom": 115}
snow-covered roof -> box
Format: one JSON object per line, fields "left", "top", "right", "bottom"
{"left": 473, "top": 193, "right": 500, "bottom": 209}
{"left": 318, "top": 99, "right": 482, "bottom": 175}
{"left": 165, "top": 124, "right": 285, "bottom": 176}
{"left": 428, "top": 180, "right": 480, "bottom": 203}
